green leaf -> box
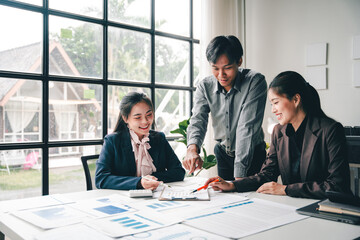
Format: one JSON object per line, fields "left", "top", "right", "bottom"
{"left": 202, "top": 147, "right": 207, "bottom": 158}
{"left": 178, "top": 119, "right": 189, "bottom": 131}
{"left": 202, "top": 154, "right": 217, "bottom": 170}
{"left": 202, "top": 161, "right": 217, "bottom": 170}
{"left": 176, "top": 139, "right": 187, "bottom": 146}
{"left": 206, "top": 155, "right": 216, "bottom": 162}
{"left": 169, "top": 129, "right": 179, "bottom": 134}
{"left": 170, "top": 128, "right": 186, "bottom": 138}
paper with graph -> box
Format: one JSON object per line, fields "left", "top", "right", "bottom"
{"left": 12, "top": 204, "right": 91, "bottom": 229}
{"left": 122, "top": 223, "right": 229, "bottom": 240}
{"left": 69, "top": 194, "right": 136, "bottom": 218}
{"left": 158, "top": 187, "right": 210, "bottom": 201}
{"left": 183, "top": 198, "right": 308, "bottom": 239}
{"left": 86, "top": 211, "right": 181, "bottom": 238}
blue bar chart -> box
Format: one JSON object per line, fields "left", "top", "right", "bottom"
{"left": 111, "top": 216, "right": 150, "bottom": 229}
{"left": 88, "top": 212, "right": 177, "bottom": 237}
{"left": 145, "top": 201, "right": 187, "bottom": 212}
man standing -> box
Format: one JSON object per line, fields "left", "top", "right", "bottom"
{"left": 183, "top": 35, "right": 267, "bottom": 180}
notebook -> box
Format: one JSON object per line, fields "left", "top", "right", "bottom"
{"left": 296, "top": 201, "right": 360, "bottom": 225}
{"left": 318, "top": 199, "right": 360, "bottom": 217}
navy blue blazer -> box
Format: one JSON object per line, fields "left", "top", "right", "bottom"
{"left": 95, "top": 129, "right": 185, "bottom": 190}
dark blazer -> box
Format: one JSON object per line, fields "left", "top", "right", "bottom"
{"left": 233, "top": 115, "right": 351, "bottom": 199}
{"left": 95, "top": 129, "right": 185, "bottom": 190}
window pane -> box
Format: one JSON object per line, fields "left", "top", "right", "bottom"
{"left": 49, "top": 82, "right": 102, "bottom": 141}
{"left": 0, "top": 149, "right": 42, "bottom": 201}
{"left": 193, "top": 0, "right": 201, "bottom": 40}
{"left": 12, "top": 0, "right": 42, "bottom": 5}
{"left": 155, "top": 0, "right": 189, "bottom": 37}
{"left": 0, "top": 79, "right": 42, "bottom": 143}
{"left": 169, "top": 140, "right": 187, "bottom": 162}
{"left": 155, "top": 89, "right": 190, "bottom": 136}
{"left": 49, "top": 0, "right": 103, "bottom": 18}
{"left": 49, "top": 145, "right": 101, "bottom": 194}
{"left": 108, "top": 86, "right": 151, "bottom": 134}
{"left": 194, "top": 43, "right": 201, "bottom": 86}
{"left": 155, "top": 36, "right": 189, "bottom": 86}
{"left": 109, "top": 0, "right": 150, "bottom": 28}
{"left": 49, "top": 16, "right": 103, "bottom": 78}
{"left": 0, "top": 6, "right": 42, "bottom": 73}
{"left": 108, "top": 28, "right": 150, "bottom": 83}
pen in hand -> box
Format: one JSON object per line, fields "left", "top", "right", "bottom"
{"left": 191, "top": 178, "right": 220, "bottom": 193}
{"left": 142, "top": 176, "right": 171, "bottom": 188}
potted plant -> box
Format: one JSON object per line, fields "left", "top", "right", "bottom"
{"left": 170, "top": 119, "right": 217, "bottom": 176}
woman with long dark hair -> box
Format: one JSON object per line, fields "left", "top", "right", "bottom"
{"left": 95, "top": 92, "right": 185, "bottom": 190}
{"left": 204, "top": 71, "right": 351, "bottom": 199}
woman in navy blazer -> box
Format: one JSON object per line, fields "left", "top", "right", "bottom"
{"left": 205, "top": 71, "right": 351, "bottom": 199}
{"left": 95, "top": 92, "right": 185, "bottom": 190}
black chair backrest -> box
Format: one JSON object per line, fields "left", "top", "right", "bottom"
{"left": 80, "top": 154, "right": 99, "bottom": 191}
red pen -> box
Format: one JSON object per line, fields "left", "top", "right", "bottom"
{"left": 191, "top": 178, "right": 220, "bottom": 193}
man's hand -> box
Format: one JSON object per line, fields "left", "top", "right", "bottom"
{"left": 183, "top": 144, "right": 203, "bottom": 174}
{"left": 256, "top": 181, "right": 286, "bottom": 195}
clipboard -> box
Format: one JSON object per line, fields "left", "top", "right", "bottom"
{"left": 158, "top": 188, "right": 210, "bottom": 201}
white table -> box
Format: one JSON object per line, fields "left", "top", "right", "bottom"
{"left": 1, "top": 178, "right": 360, "bottom": 240}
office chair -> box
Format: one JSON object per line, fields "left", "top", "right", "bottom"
{"left": 80, "top": 154, "right": 99, "bottom": 191}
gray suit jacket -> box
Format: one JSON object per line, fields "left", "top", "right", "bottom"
{"left": 233, "top": 115, "right": 351, "bottom": 199}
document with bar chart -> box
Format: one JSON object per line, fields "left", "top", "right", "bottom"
{"left": 183, "top": 198, "right": 308, "bottom": 239}
{"left": 35, "top": 224, "right": 113, "bottom": 240}
{"left": 86, "top": 211, "right": 182, "bottom": 238}
{"left": 123, "top": 223, "right": 229, "bottom": 240}
{"left": 69, "top": 194, "right": 136, "bottom": 218}
{"left": 130, "top": 198, "right": 191, "bottom": 213}
{"left": 143, "top": 199, "right": 190, "bottom": 211}
{"left": 12, "top": 204, "right": 90, "bottom": 229}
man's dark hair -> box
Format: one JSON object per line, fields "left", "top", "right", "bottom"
{"left": 206, "top": 35, "right": 243, "bottom": 64}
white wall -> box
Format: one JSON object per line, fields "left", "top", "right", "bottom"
{"left": 197, "top": 0, "right": 244, "bottom": 177}
{"left": 244, "top": 0, "right": 360, "bottom": 142}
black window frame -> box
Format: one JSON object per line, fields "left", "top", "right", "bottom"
{"left": 0, "top": 0, "right": 199, "bottom": 196}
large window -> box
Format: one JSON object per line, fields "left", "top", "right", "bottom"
{"left": 0, "top": 0, "right": 200, "bottom": 200}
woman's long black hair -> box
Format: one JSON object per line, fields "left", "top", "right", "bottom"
{"left": 269, "top": 71, "right": 328, "bottom": 118}
{"left": 113, "top": 92, "right": 154, "bottom": 133}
